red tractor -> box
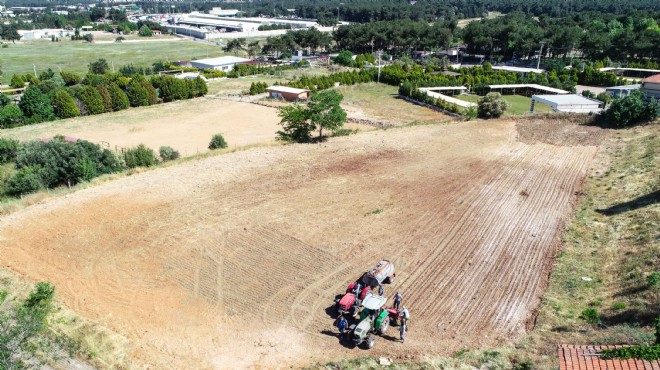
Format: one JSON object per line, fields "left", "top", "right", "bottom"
{"left": 336, "top": 282, "right": 372, "bottom": 317}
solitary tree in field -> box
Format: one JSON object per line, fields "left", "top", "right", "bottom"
{"left": 88, "top": 58, "right": 109, "bottom": 74}
{"left": 277, "top": 90, "right": 347, "bottom": 142}
{"left": 1, "top": 25, "right": 21, "bottom": 43}
{"left": 477, "top": 92, "right": 508, "bottom": 119}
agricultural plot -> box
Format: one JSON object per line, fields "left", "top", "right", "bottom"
{"left": 0, "top": 38, "right": 223, "bottom": 83}
{"left": 0, "top": 118, "right": 606, "bottom": 368}
{"left": 1, "top": 98, "right": 281, "bottom": 156}
{"left": 336, "top": 83, "right": 453, "bottom": 125}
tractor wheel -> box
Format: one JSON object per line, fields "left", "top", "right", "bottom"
{"left": 378, "top": 316, "right": 390, "bottom": 334}
{"left": 365, "top": 334, "right": 376, "bottom": 349}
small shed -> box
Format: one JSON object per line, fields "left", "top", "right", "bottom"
{"left": 152, "top": 29, "right": 162, "bottom": 35}
{"left": 605, "top": 84, "right": 640, "bottom": 98}
{"left": 558, "top": 344, "right": 660, "bottom": 370}
{"left": 641, "top": 74, "right": 660, "bottom": 99}
{"left": 531, "top": 94, "right": 602, "bottom": 113}
{"left": 266, "top": 86, "right": 310, "bottom": 101}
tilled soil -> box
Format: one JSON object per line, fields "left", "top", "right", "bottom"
{"left": 0, "top": 119, "right": 605, "bottom": 369}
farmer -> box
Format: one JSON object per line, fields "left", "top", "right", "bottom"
{"left": 399, "top": 322, "right": 406, "bottom": 343}
{"left": 378, "top": 284, "right": 384, "bottom": 296}
{"left": 337, "top": 315, "right": 348, "bottom": 337}
{"left": 401, "top": 306, "right": 410, "bottom": 328}
{"left": 393, "top": 291, "right": 402, "bottom": 310}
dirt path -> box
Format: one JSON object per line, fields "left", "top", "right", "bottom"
{"left": 0, "top": 119, "right": 606, "bottom": 369}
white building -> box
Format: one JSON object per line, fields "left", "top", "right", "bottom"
{"left": 190, "top": 56, "right": 250, "bottom": 72}
{"left": 531, "top": 94, "right": 603, "bottom": 114}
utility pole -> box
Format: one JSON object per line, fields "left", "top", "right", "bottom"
{"left": 569, "top": 43, "right": 575, "bottom": 67}
{"left": 536, "top": 42, "right": 545, "bottom": 70}
{"left": 377, "top": 50, "right": 383, "bottom": 83}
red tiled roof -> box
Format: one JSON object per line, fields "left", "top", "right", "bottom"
{"left": 558, "top": 345, "right": 660, "bottom": 370}
{"left": 642, "top": 74, "right": 660, "bottom": 83}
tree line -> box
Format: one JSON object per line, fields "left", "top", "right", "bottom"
{"left": 0, "top": 59, "right": 207, "bottom": 128}
{"left": 462, "top": 12, "right": 660, "bottom": 62}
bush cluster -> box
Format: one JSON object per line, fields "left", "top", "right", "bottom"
{"left": 208, "top": 134, "right": 228, "bottom": 150}
{"left": 124, "top": 144, "right": 157, "bottom": 168}
{"left": 3, "top": 137, "right": 122, "bottom": 196}
{"left": 602, "top": 90, "right": 659, "bottom": 127}
{"left": 249, "top": 82, "right": 269, "bottom": 95}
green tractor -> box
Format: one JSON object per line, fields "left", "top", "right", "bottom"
{"left": 349, "top": 292, "right": 390, "bottom": 349}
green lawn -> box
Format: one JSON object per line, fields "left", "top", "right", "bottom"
{"left": 0, "top": 39, "right": 226, "bottom": 83}
{"left": 455, "top": 94, "right": 553, "bottom": 115}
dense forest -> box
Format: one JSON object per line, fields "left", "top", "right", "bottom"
{"left": 5, "top": 0, "right": 660, "bottom": 23}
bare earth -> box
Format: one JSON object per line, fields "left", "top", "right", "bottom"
{"left": 1, "top": 99, "right": 281, "bottom": 156}
{"left": 0, "top": 119, "right": 606, "bottom": 369}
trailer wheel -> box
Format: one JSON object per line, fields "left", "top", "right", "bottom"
{"left": 365, "top": 334, "right": 376, "bottom": 349}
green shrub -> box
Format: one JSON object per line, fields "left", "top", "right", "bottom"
{"left": 334, "top": 50, "right": 354, "bottom": 66}
{"left": 478, "top": 92, "right": 508, "bottom": 119}
{"left": 124, "top": 144, "right": 158, "bottom": 168}
{"left": 648, "top": 272, "right": 660, "bottom": 287}
{"left": 15, "top": 138, "right": 122, "bottom": 190}
{"left": 6, "top": 165, "right": 45, "bottom": 196}
{"left": 601, "top": 345, "right": 660, "bottom": 361}
{"left": 18, "top": 86, "right": 54, "bottom": 123}
{"left": 581, "top": 308, "right": 600, "bottom": 325}
{"left": 10, "top": 74, "right": 25, "bottom": 89}
{"left": 0, "top": 93, "right": 10, "bottom": 108}
{"left": 582, "top": 90, "right": 596, "bottom": 98}
{"left": 138, "top": 25, "right": 153, "bottom": 37}
{"left": 0, "top": 138, "right": 19, "bottom": 164}
{"left": 159, "top": 146, "right": 180, "bottom": 161}
{"left": 249, "top": 81, "right": 268, "bottom": 95}
{"left": 208, "top": 134, "right": 228, "bottom": 150}
{"left": 596, "top": 92, "right": 613, "bottom": 104}
{"left": 202, "top": 70, "right": 227, "bottom": 79}
{"left": 603, "top": 90, "right": 660, "bottom": 127}
{"left": 465, "top": 106, "right": 478, "bottom": 120}
{"left": 126, "top": 75, "right": 158, "bottom": 107}
{"left": 0, "top": 104, "right": 24, "bottom": 127}
{"left": 60, "top": 71, "right": 81, "bottom": 86}
{"left": 152, "top": 75, "right": 189, "bottom": 102}
{"left": 52, "top": 90, "right": 80, "bottom": 119}
{"left": 108, "top": 83, "right": 130, "bottom": 111}
{"left": 97, "top": 84, "right": 113, "bottom": 112}
{"left": 76, "top": 85, "right": 105, "bottom": 115}
{"left": 612, "top": 302, "right": 626, "bottom": 310}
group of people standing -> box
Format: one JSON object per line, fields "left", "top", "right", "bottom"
{"left": 336, "top": 289, "right": 410, "bottom": 343}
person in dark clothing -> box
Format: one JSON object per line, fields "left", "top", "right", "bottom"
{"left": 378, "top": 284, "right": 384, "bottom": 296}
{"left": 393, "top": 291, "right": 402, "bottom": 310}
{"left": 338, "top": 315, "right": 348, "bottom": 337}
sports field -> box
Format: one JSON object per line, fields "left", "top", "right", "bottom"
{"left": 456, "top": 94, "right": 553, "bottom": 115}
{"left": 0, "top": 38, "right": 224, "bottom": 83}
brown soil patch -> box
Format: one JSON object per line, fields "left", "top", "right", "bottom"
{"left": 515, "top": 116, "right": 606, "bottom": 146}
{"left": 0, "top": 119, "right": 605, "bottom": 369}
{"left": 1, "top": 98, "right": 281, "bottom": 156}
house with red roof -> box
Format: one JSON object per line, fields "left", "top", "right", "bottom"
{"left": 641, "top": 74, "right": 660, "bottom": 99}
{"left": 558, "top": 344, "right": 660, "bottom": 370}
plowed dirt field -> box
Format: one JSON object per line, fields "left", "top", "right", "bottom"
{"left": 0, "top": 118, "right": 606, "bottom": 369}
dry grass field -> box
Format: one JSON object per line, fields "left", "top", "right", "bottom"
{"left": 0, "top": 117, "right": 607, "bottom": 368}
{"left": 0, "top": 98, "right": 281, "bottom": 156}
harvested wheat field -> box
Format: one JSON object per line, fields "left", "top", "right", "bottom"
{"left": 0, "top": 117, "right": 607, "bottom": 369}
{"left": 1, "top": 98, "right": 280, "bottom": 156}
